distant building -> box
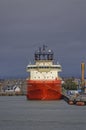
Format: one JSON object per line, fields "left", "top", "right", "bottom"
{"left": 2, "top": 85, "right": 21, "bottom": 94}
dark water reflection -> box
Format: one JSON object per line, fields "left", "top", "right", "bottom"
{"left": 0, "top": 96, "right": 86, "bottom": 130}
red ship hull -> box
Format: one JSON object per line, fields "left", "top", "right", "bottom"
{"left": 26, "top": 79, "right": 62, "bottom": 100}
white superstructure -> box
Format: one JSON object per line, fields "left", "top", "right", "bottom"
{"left": 27, "top": 45, "right": 62, "bottom": 80}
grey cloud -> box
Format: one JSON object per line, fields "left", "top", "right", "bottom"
{"left": 0, "top": 0, "right": 86, "bottom": 77}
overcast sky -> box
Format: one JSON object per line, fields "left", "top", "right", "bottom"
{"left": 0, "top": 0, "right": 86, "bottom": 78}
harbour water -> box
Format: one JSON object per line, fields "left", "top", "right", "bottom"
{"left": 0, "top": 96, "right": 86, "bottom": 130}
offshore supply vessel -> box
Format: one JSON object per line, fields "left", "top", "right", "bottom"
{"left": 26, "top": 45, "right": 62, "bottom": 100}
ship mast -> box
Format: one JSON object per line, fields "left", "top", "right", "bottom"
{"left": 34, "top": 45, "right": 53, "bottom": 61}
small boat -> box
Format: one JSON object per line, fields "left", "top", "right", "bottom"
{"left": 76, "top": 101, "right": 85, "bottom": 106}
{"left": 68, "top": 100, "right": 74, "bottom": 105}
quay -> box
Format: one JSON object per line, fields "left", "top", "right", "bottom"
{"left": 63, "top": 93, "right": 86, "bottom": 106}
